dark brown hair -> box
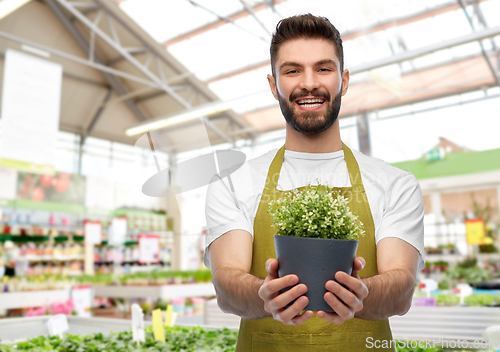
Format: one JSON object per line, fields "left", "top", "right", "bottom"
{"left": 270, "top": 14, "right": 344, "bottom": 77}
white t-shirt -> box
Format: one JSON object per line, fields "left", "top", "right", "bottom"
{"left": 204, "top": 147, "right": 425, "bottom": 271}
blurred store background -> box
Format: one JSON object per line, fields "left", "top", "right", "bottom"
{"left": 0, "top": 0, "right": 500, "bottom": 350}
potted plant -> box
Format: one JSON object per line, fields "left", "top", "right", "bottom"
{"left": 269, "top": 183, "right": 365, "bottom": 312}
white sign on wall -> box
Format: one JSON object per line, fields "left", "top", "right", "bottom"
{"left": 84, "top": 221, "right": 102, "bottom": 245}
{"left": 109, "top": 217, "right": 127, "bottom": 245}
{"left": 0, "top": 167, "right": 17, "bottom": 200}
{"left": 138, "top": 234, "right": 160, "bottom": 264}
{"left": 0, "top": 49, "right": 62, "bottom": 174}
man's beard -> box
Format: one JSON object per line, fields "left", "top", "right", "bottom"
{"left": 278, "top": 88, "right": 342, "bottom": 135}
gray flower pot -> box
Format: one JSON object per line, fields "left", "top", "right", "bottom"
{"left": 274, "top": 235, "right": 359, "bottom": 312}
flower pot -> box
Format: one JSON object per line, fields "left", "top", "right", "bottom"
{"left": 274, "top": 235, "right": 359, "bottom": 312}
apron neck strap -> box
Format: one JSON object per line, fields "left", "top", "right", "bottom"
{"left": 342, "top": 142, "right": 365, "bottom": 193}
{"left": 264, "top": 143, "right": 366, "bottom": 193}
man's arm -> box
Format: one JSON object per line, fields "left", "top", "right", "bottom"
{"left": 209, "top": 229, "right": 313, "bottom": 324}
{"left": 356, "top": 237, "right": 419, "bottom": 320}
{"left": 209, "top": 229, "right": 267, "bottom": 319}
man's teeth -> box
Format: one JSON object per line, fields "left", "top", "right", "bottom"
{"left": 297, "top": 98, "right": 325, "bottom": 107}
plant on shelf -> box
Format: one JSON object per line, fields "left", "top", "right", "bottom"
{"left": 464, "top": 293, "right": 498, "bottom": 307}
{"left": 268, "top": 183, "right": 365, "bottom": 311}
{"left": 432, "top": 293, "right": 460, "bottom": 306}
{"left": 0, "top": 325, "right": 238, "bottom": 352}
{"left": 469, "top": 193, "right": 499, "bottom": 253}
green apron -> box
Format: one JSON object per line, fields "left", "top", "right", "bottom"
{"left": 235, "top": 143, "right": 395, "bottom": 352}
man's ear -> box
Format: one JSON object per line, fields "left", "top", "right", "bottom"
{"left": 267, "top": 74, "right": 279, "bottom": 101}
{"left": 341, "top": 69, "right": 350, "bottom": 97}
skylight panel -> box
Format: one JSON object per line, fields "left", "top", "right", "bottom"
{"left": 478, "top": 0, "right": 500, "bottom": 27}
{"left": 432, "top": 10, "right": 474, "bottom": 41}
{"left": 347, "top": 32, "right": 395, "bottom": 65}
{"left": 412, "top": 94, "right": 460, "bottom": 112}
{"left": 208, "top": 66, "right": 276, "bottom": 114}
{"left": 449, "top": 42, "right": 482, "bottom": 58}
{"left": 197, "top": 0, "right": 246, "bottom": 18}
{"left": 411, "top": 49, "right": 454, "bottom": 70}
{"left": 120, "top": 0, "right": 218, "bottom": 43}
{"left": 397, "top": 18, "right": 438, "bottom": 50}
{"left": 232, "top": 13, "right": 273, "bottom": 43}
{"left": 168, "top": 22, "right": 269, "bottom": 81}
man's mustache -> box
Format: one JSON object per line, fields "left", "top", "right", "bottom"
{"left": 289, "top": 89, "right": 331, "bottom": 103}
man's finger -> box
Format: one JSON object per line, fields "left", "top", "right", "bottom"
{"left": 265, "top": 258, "right": 279, "bottom": 278}
{"left": 317, "top": 310, "right": 346, "bottom": 325}
{"left": 289, "top": 310, "right": 314, "bottom": 326}
{"left": 269, "top": 283, "right": 307, "bottom": 311}
{"left": 351, "top": 257, "right": 365, "bottom": 278}
{"left": 260, "top": 274, "right": 299, "bottom": 298}
{"left": 275, "top": 296, "right": 309, "bottom": 324}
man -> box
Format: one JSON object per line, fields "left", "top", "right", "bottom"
{"left": 205, "top": 14, "right": 424, "bottom": 351}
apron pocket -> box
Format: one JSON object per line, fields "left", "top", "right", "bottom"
{"left": 251, "top": 331, "right": 391, "bottom": 352}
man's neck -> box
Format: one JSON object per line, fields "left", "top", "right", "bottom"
{"left": 284, "top": 122, "right": 342, "bottom": 153}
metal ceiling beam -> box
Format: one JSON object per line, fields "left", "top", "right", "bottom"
{"left": 341, "top": 0, "right": 487, "bottom": 41}
{"left": 349, "top": 23, "right": 500, "bottom": 74}
{"left": 470, "top": 0, "right": 500, "bottom": 70}
{"left": 82, "top": 88, "right": 114, "bottom": 145}
{"left": 237, "top": 0, "right": 272, "bottom": 37}
{"left": 186, "top": 0, "right": 268, "bottom": 43}
{"left": 134, "top": 85, "right": 192, "bottom": 104}
{"left": 205, "top": 60, "right": 270, "bottom": 84}
{"left": 92, "top": 0, "right": 245, "bottom": 141}
{"left": 0, "top": 30, "right": 164, "bottom": 89}
{"left": 163, "top": 0, "right": 288, "bottom": 47}
{"left": 204, "top": 0, "right": 490, "bottom": 84}
{"left": 458, "top": 0, "right": 500, "bottom": 87}
{"left": 56, "top": 0, "right": 191, "bottom": 110}
{"left": 0, "top": 50, "right": 109, "bottom": 88}
{"left": 44, "top": 0, "right": 149, "bottom": 123}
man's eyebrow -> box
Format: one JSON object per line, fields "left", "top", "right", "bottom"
{"left": 316, "top": 59, "right": 337, "bottom": 68}
{"left": 280, "top": 61, "right": 302, "bottom": 69}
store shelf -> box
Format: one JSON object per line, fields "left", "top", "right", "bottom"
{"left": 203, "top": 298, "right": 240, "bottom": 328}
{"left": 26, "top": 255, "right": 85, "bottom": 262}
{"left": 203, "top": 298, "right": 500, "bottom": 341}
{"left": 390, "top": 305, "right": 500, "bottom": 342}
{"left": 93, "top": 283, "right": 215, "bottom": 299}
{"left": 0, "top": 289, "right": 70, "bottom": 310}
{"left": 0, "top": 315, "right": 150, "bottom": 343}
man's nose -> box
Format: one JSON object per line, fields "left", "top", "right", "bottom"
{"left": 299, "top": 70, "right": 320, "bottom": 91}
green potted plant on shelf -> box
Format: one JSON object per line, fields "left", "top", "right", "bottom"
{"left": 268, "top": 183, "right": 365, "bottom": 311}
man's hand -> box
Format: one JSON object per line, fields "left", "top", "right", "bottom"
{"left": 258, "top": 258, "right": 314, "bottom": 326}
{"left": 317, "top": 257, "right": 369, "bottom": 324}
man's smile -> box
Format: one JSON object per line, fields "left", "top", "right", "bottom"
{"left": 294, "top": 96, "right": 327, "bottom": 111}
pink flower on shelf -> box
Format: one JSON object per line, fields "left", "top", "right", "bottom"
{"left": 49, "top": 298, "right": 74, "bottom": 315}
{"left": 25, "top": 306, "right": 47, "bottom": 317}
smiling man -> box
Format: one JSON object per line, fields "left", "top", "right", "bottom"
{"left": 205, "top": 14, "right": 424, "bottom": 351}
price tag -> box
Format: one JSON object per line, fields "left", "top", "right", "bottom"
{"left": 109, "top": 217, "right": 127, "bottom": 245}
{"left": 465, "top": 218, "right": 486, "bottom": 245}
{"left": 138, "top": 234, "right": 160, "bottom": 264}
{"left": 131, "top": 303, "right": 145, "bottom": 343}
{"left": 84, "top": 221, "right": 102, "bottom": 245}
{"left": 454, "top": 283, "right": 473, "bottom": 305}
{"left": 420, "top": 279, "right": 438, "bottom": 298}
{"left": 46, "top": 314, "right": 69, "bottom": 338}
{"left": 152, "top": 309, "right": 165, "bottom": 342}
{"left": 165, "top": 305, "right": 174, "bottom": 327}
{"left": 72, "top": 285, "right": 92, "bottom": 317}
